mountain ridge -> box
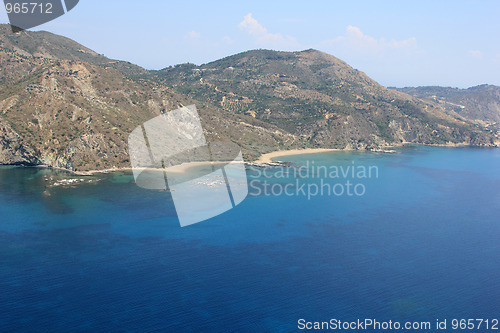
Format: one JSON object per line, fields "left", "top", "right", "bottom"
{"left": 391, "top": 85, "right": 500, "bottom": 128}
{"left": 149, "top": 48, "right": 498, "bottom": 149}
{"left": 0, "top": 25, "right": 498, "bottom": 172}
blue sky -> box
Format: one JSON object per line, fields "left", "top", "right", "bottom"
{"left": 1, "top": 0, "right": 499, "bottom": 87}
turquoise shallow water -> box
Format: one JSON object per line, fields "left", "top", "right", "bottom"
{"left": 0, "top": 146, "right": 499, "bottom": 332}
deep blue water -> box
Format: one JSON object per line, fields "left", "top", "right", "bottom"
{"left": 0, "top": 146, "right": 499, "bottom": 332}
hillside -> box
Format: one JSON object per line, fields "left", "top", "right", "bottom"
{"left": 0, "top": 25, "right": 498, "bottom": 172}
{"left": 392, "top": 85, "right": 500, "bottom": 128}
{"left": 150, "top": 49, "right": 498, "bottom": 150}
{"left": 0, "top": 25, "right": 294, "bottom": 171}
{"left": 0, "top": 24, "right": 147, "bottom": 78}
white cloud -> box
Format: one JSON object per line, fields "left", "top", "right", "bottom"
{"left": 323, "top": 25, "right": 418, "bottom": 55}
{"left": 223, "top": 36, "right": 233, "bottom": 44}
{"left": 239, "top": 13, "right": 267, "bottom": 37}
{"left": 468, "top": 50, "right": 483, "bottom": 59}
{"left": 187, "top": 30, "right": 201, "bottom": 39}
{"left": 238, "top": 13, "right": 298, "bottom": 49}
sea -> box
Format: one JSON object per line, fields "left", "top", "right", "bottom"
{"left": 0, "top": 146, "right": 499, "bottom": 332}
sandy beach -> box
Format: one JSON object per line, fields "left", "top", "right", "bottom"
{"left": 77, "top": 163, "right": 210, "bottom": 176}
{"left": 80, "top": 149, "right": 341, "bottom": 176}
{"left": 255, "top": 148, "right": 342, "bottom": 164}
{"left": 77, "top": 160, "right": 245, "bottom": 176}
{"left": 163, "top": 161, "right": 237, "bottom": 174}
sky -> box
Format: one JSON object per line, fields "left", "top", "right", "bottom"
{"left": 1, "top": 0, "right": 499, "bottom": 88}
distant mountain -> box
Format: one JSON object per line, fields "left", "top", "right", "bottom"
{"left": 391, "top": 85, "right": 500, "bottom": 128}
{"left": 0, "top": 25, "right": 498, "bottom": 172}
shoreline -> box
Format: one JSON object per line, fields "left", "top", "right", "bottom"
{"left": 2, "top": 143, "right": 497, "bottom": 176}
{"left": 253, "top": 142, "right": 499, "bottom": 164}
{"left": 77, "top": 160, "right": 243, "bottom": 176}
{"left": 255, "top": 148, "right": 344, "bottom": 164}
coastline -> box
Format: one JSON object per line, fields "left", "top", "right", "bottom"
{"left": 2, "top": 142, "right": 496, "bottom": 177}
{"left": 255, "top": 148, "right": 344, "bottom": 164}
{"left": 76, "top": 160, "right": 242, "bottom": 176}
{"left": 252, "top": 141, "right": 498, "bottom": 164}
